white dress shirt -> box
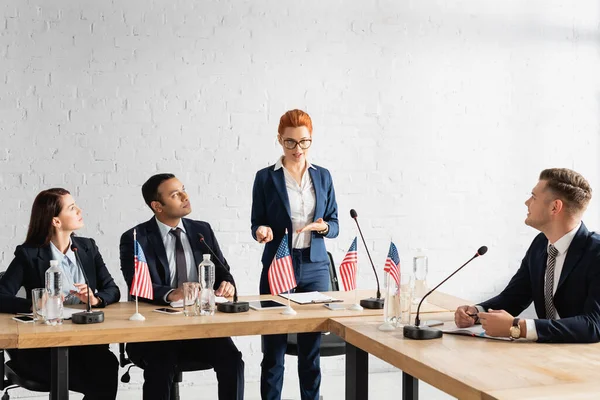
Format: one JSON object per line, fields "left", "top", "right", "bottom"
{"left": 155, "top": 217, "right": 199, "bottom": 301}
{"left": 274, "top": 156, "right": 317, "bottom": 250}
{"left": 50, "top": 240, "right": 84, "bottom": 305}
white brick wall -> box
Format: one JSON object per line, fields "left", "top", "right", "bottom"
{"left": 1, "top": 0, "right": 599, "bottom": 397}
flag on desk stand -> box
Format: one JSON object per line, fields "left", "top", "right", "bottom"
{"left": 339, "top": 237, "right": 363, "bottom": 311}
{"left": 384, "top": 242, "right": 401, "bottom": 287}
{"left": 380, "top": 241, "right": 400, "bottom": 331}
{"left": 339, "top": 237, "right": 358, "bottom": 291}
{"left": 129, "top": 229, "right": 153, "bottom": 321}
{"left": 268, "top": 230, "right": 297, "bottom": 315}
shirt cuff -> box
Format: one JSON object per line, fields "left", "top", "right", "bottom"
{"left": 525, "top": 319, "right": 538, "bottom": 341}
{"left": 163, "top": 289, "right": 174, "bottom": 303}
{"left": 475, "top": 305, "right": 485, "bottom": 313}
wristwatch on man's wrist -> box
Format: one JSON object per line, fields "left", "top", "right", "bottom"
{"left": 509, "top": 318, "right": 521, "bottom": 339}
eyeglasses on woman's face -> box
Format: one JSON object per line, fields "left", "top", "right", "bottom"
{"left": 282, "top": 138, "right": 312, "bottom": 150}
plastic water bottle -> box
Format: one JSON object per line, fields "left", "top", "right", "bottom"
{"left": 198, "top": 254, "right": 215, "bottom": 316}
{"left": 45, "top": 260, "right": 63, "bottom": 325}
{"left": 412, "top": 249, "right": 428, "bottom": 304}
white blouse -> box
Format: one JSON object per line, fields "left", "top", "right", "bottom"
{"left": 274, "top": 157, "right": 316, "bottom": 249}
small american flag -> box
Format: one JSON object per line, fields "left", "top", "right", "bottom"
{"left": 268, "top": 232, "right": 297, "bottom": 295}
{"left": 384, "top": 242, "right": 400, "bottom": 287}
{"left": 130, "top": 237, "right": 154, "bottom": 300}
{"left": 339, "top": 237, "right": 358, "bottom": 291}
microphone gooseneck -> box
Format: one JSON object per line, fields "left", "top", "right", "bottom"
{"left": 414, "top": 248, "right": 486, "bottom": 326}
{"left": 404, "top": 245, "right": 488, "bottom": 340}
{"left": 349, "top": 209, "right": 381, "bottom": 299}
{"left": 69, "top": 235, "right": 105, "bottom": 324}
{"left": 70, "top": 244, "right": 92, "bottom": 313}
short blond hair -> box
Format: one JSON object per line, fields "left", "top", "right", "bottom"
{"left": 539, "top": 168, "right": 592, "bottom": 214}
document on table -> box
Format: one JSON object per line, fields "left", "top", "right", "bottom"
{"left": 170, "top": 296, "right": 229, "bottom": 308}
{"left": 278, "top": 291, "right": 342, "bottom": 305}
{"left": 442, "top": 324, "right": 512, "bottom": 341}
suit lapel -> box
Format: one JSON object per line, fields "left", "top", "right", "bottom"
{"left": 183, "top": 219, "right": 202, "bottom": 267}
{"left": 534, "top": 242, "right": 548, "bottom": 308}
{"left": 308, "top": 166, "right": 322, "bottom": 219}
{"left": 557, "top": 223, "right": 588, "bottom": 291}
{"left": 270, "top": 167, "right": 291, "bottom": 217}
{"left": 146, "top": 218, "right": 171, "bottom": 284}
{"left": 72, "top": 238, "right": 95, "bottom": 289}
{"left": 36, "top": 245, "right": 53, "bottom": 278}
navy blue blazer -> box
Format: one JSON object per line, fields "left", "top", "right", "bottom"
{"left": 120, "top": 217, "right": 235, "bottom": 305}
{"left": 0, "top": 237, "right": 120, "bottom": 314}
{"left": 479, "top": 222, "right": 600, "bottom": 343}
{"left": 251, "top": 163, "right": 339, "bottom": 268}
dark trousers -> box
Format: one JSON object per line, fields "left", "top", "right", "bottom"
{"left": 127, "top": 337, "right": 244, "bottom": 400}
{"left": 7, "top": 345, "right": 118, "bottom": 400}
{"left": 260, "top": 248, "right": 331, "bottom": 400}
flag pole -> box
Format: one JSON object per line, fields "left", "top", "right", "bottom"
{"left": 129, "top": 229, "right": 146, "bottom": 321}
{"left": 349, "top": 238, "right": 363, "bottom": 311}
{"left": 282, "top": 288, "right": 296, "bottom": 315}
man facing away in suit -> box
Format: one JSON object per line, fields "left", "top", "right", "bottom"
{"left": 120, "top": 173, "right": 244, "bottom": 400}
{"left": 455, "top": 168, "right": 600, "bottom": 343}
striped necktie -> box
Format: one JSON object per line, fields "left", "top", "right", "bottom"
{"left": 544, "top": 244, "right": 559, "bottom": 320}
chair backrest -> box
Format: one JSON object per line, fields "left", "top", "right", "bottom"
{"left": 327, "top": 252, "right": 339, "bottom": 291}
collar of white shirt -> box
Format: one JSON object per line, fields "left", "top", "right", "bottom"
{"left": 273, "top": 156, "right": 316, "bottom": 171}
{"left": 155, "top": 217, "right": 187, "bottom": 242}
{"left": 49, "top": 240, "right": 77, "bottom": 267}
{"left": 548, "top": 221, "right": 582, "bottom": 256}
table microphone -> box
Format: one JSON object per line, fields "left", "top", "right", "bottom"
{"left": 197, "top": 233, "right": 249, "bottom": 313}
{"left": 403, "top": 246, "right": 488, "bottom": 340}
{"left": 350, "top": 209, "right": 384, "bottom": 309}
{"left": 70, "top": 241, "right": 105, "bottom": 324}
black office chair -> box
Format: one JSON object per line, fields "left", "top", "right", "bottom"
{"left": 119, "top": 300, "right": 214, "bottom": 400}
{"left": 286, "top": 252, "right": 346, "bottom": 357}
{"left": 0, "top": 272, "right": 50, "bottom": 400}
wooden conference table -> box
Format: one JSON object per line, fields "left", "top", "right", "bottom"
{"left": 328, "top": 292, "right": 600, "bottom": 400}
{"left": 0, "top": 290, "right": 447, "bottom": 400}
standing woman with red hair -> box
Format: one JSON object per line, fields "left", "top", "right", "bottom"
{"left": 251, "top": 109, "right": 339, "bottom": 400}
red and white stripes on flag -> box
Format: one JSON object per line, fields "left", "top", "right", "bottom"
{"left": 339, "top": 237, "right": 358, "bottom": 291}
{"left": 268, "top": 232, "right": 297, "bottom": 295}
{"left": 384, "top": 241, "right": 400, "bottom": 287}
{"left": 130, "top": 233, "right": 154, "bottom": 300}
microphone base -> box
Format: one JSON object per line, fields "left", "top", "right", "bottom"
{"left": 403, "top": 325, "right": 443, "bottom": 340}
{"left": 360, "top": 297, "right": 385, "bottom": 309}
{"left": 72, "top": 310, "right": 104, "bottom": 324}
{"left": 217, "top": 301, "right": 249, "bottom": 313}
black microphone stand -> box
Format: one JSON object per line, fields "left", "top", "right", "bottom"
{"left": 197, "top": 234, "right": 249, "bottom": 313}
{"left": 350, "top": 209, "right": 384, "bottom": 309}
{"left": 71, "top": 241, "right": 105, "bottom": 324}
{"left": 404, "top": 246, "right": 488, "bottom": 340}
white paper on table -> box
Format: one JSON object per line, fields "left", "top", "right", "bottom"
{"left": 170, "top": 296, "right": 228, "bottom": 308}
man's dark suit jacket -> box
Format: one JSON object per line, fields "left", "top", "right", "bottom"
{"left": 479, "top": 222, "right": 600, "bottom": 343}
{"left": 120, "top": 217, "right": 234, "bottom": 305}
{"left": 0, "top": 236, "right": 120, "bottom": 314}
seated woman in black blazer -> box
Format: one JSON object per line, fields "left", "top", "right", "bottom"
{"left": 0, "top": 188, "right": 120, "bottom": 400}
